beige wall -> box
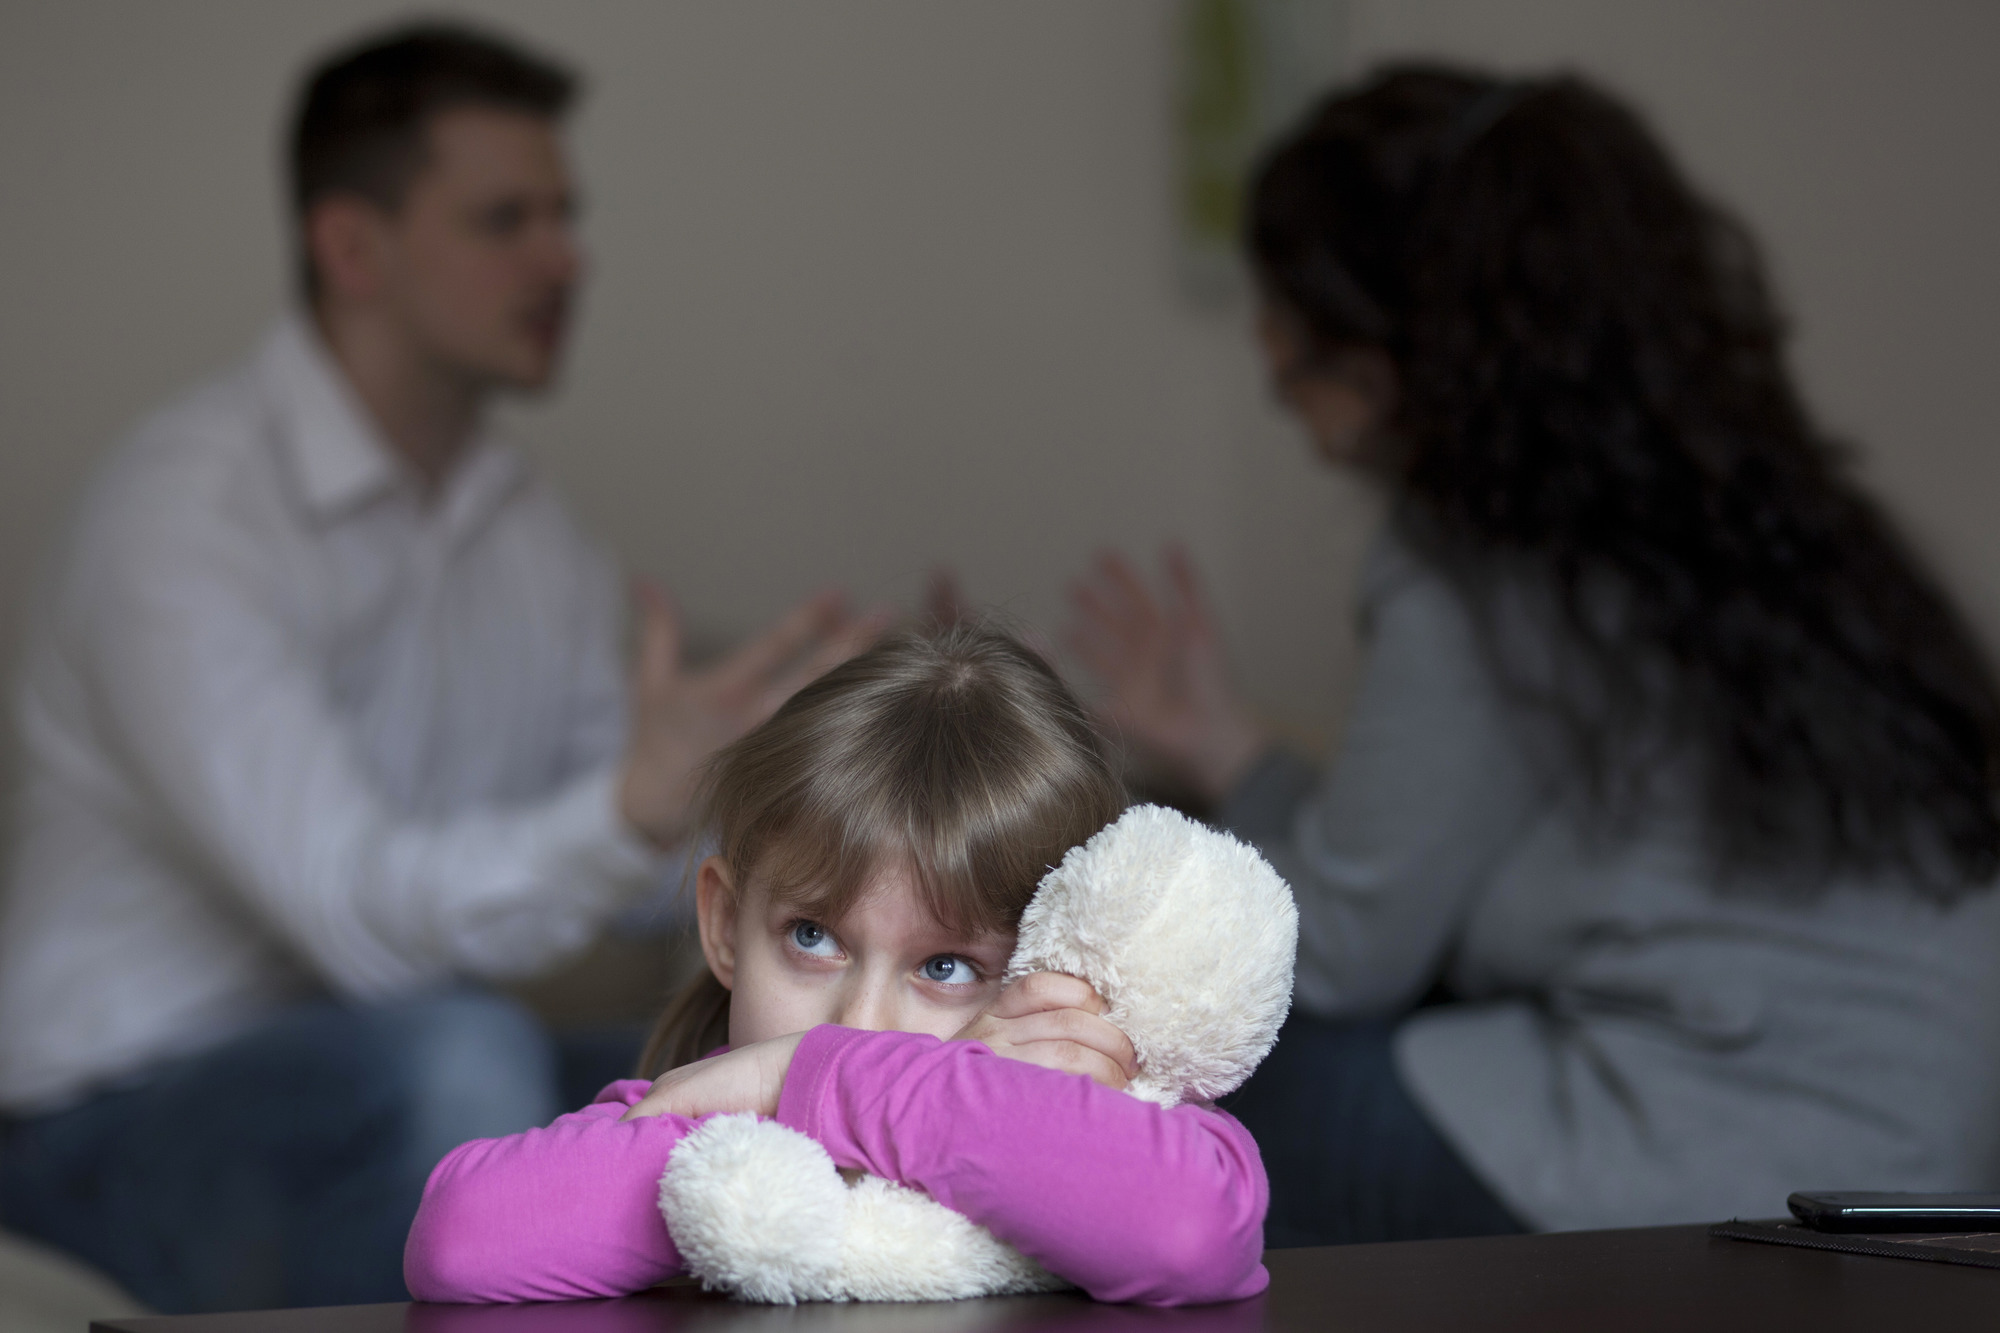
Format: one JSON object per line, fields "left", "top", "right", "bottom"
{"left": 1, "top": 1, "right": 1996, "bottom": 762}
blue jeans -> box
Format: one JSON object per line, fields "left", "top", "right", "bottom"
{"left": 0, "top": 991, "right": 636, "bottom": 1314}
{"left": 1221, "top": 1014, "right": 1525, "bottom": 1247}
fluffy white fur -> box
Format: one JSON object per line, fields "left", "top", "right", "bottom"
{"left": 1007, "top": 803, "right": 1298, "bottom": 1108}
{"left": 658, "top": 1113, "right": 1063, "bottom": 1303}
{"left": 657, "top": 803, "right": 1297, "bottom": 1303}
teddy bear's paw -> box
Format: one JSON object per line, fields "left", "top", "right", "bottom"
{"left": 1009, "top": 803, "right": 1298, "bottom": 1108}
{"left": 835, "top": 1174, "right": 1072, "bottom": 1301}
{"left": 658, "top": 1113, "right": 848, "bottom": 1304}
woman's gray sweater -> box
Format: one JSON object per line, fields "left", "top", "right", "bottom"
{"left": 1220, "top": 530, "right": 2000, "bottom": 1231}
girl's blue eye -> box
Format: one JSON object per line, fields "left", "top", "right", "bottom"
{"left": 790, "top": 921, "right": 837, "bottom": 956}
{"left": 921, "top": 956, "right": 977, "bottom": 986}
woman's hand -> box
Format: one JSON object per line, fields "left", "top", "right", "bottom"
{"left": 1066, "top": 546, "right": 1268, "bottom": 803}
{"left": 620, "top": 1031, "right": 807, "bottom": 1122}
{"left": 952, "top": 972, "right": 1139, "bottom": 1091}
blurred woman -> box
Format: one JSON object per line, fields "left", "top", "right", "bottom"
{"left": 1070, "top": 65, "right": 2000, "bottom": 1245}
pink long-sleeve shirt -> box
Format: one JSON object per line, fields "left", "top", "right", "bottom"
{"left": 405, "top": 1025, "right": 1269, "bottom": 1307}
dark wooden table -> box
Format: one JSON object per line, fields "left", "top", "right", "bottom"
{"left": 91, "top": 1223, "right": 2000, "bottom": 1332}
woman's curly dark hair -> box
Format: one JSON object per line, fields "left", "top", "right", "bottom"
{"left": 1249, "top": 64, "right": 2000, "bottom": 899}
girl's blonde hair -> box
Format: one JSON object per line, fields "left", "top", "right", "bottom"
{"left": 639, "top": 623, "right": 1125, "bottom": 1076}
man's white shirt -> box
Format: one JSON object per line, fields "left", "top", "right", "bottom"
{"left": 0, "top": 314, "right": 664, "bottom": 1111}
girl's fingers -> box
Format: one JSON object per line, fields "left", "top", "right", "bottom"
{"left": 989, "top": 1007, "right": 1137, "bottom": 1080}
{"left": 620, "top": 1034, "right": 801, "bottom": 1121}
{"left": 622, "top": 1056, "right": 741, "bottom": 1120}
{"left": 621, "top": 1068, "right": 693, "bottom": 1120}
{"left": 987, "top": 971, "right": 1105, "bottom": 1018}
{"left": 1013, "top": 1037, "right": 1132, "bottom": 1091}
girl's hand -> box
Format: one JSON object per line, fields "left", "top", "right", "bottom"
{"left": 1065, "top": 546, "right": 1268, "bottom": 804}
{"left": 620, "top": 1031, "right": 807, "bottom": 1122}
{"left": 951, "top": 972, "right": 1138, "bottom": 1091}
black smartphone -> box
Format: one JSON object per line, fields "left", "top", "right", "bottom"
{"left": 1788, "top": 1192, "right": 2000, "bottom": 1233}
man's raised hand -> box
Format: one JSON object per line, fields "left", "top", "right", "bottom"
{"left": 617, "top": 584, "right": 888, "bottom": 848}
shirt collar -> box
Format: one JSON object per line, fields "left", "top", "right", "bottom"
{"left": 260, "top": 310, "right": 401, "bottom": 519}
{"left": 437, "top": 432, "right": 529, "bottom": 546}
{"left": 257, "top": 310, "right": 527, "bottom": 535}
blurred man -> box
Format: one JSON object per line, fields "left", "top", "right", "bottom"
{"left": 0, "top": 24, "right": 866, "bottom": 1313}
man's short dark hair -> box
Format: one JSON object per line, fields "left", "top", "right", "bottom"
{"left": 289, "top": 22, "right": 576, "bottom": 289}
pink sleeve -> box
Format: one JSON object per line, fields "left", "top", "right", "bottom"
{"left": 403, "top": 1079, "right": 691, "bottom": 1302}
{"left": 775, "top": 1026, "right": 1270, "bottom": 1306}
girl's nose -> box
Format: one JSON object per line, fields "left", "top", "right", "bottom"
{"left": 831, "top": 974, "right": 901, "bottom": 1033}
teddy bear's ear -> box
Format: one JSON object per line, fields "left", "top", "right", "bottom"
{"left": 659, "top": 1114, "right": 848, "bottom": 1303}
{"left": 1005, "top": 804, "right": 1299, "bottom": 1107}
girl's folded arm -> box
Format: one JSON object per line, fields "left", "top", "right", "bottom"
{"left": 404, "top": 1080, "right": 695, "bottom": 1303}
{"left": 775, "top": 1025, "right": 1270, "bottom": 1306}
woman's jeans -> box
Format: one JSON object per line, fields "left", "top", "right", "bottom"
{"left": 1222, "top": 1014, "right": 1526, "bottom": 1248}
{"left": 0, "top": 990, "right": 636, "bottom": 1314}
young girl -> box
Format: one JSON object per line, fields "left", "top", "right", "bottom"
{"left": 403, "top": 626, "right": 1270, "bottom": 1307}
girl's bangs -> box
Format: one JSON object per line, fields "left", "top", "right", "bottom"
{"left": 737, "top": 805, "right": 1028, "bottom": 942}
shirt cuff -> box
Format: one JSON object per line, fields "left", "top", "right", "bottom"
{"left": 1216, "top": 747, "right": 1321, "bottom": 849}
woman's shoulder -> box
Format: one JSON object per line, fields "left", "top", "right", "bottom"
{"left": 1357, "top": 516, "right": 1438, "bottom": 609}
{"left": 1364, "top": 513, "right": 1577, "bottom": 696}
{"left": 1355, "top": 518, "right": 1500, "bottom": 676}
{"left": 1357, "top": 515, "right": 1497, "bottom": 637}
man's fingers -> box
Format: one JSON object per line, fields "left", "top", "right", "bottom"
{"left": 719, "top": 588, "right": 849, "bottom": 687}
{"left": 751, "top": 604, "right": 892, "bottom": 720}
{"left": 798, "top": 604, "right": 893, "bottom": 683}
{"left": 633, "top": 580, "right": 683, "bottom": 691}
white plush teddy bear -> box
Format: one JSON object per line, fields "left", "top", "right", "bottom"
{"left": 656, "top": 803, "right": 1298, "bottom": 1304}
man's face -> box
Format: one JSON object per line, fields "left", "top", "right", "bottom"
{"left": 370, "top": 106, "right": 581, "bottom": 391}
